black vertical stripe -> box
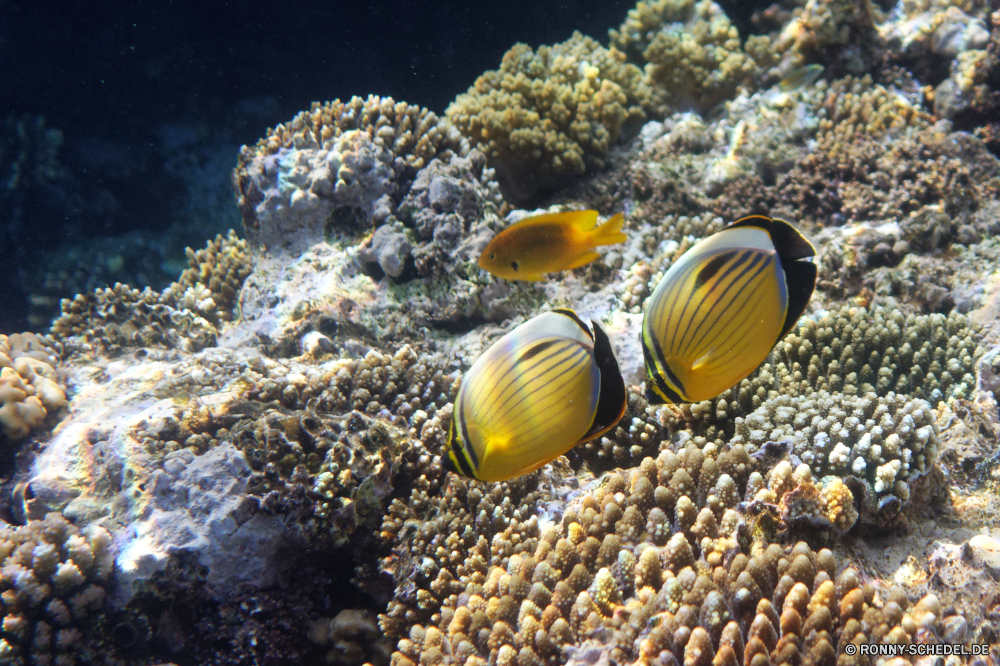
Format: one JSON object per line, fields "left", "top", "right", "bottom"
{"left": 642, "top": 332, "right": 685, "bottom": 403}
{"left": 449, "top": 417, "right": 476, "bottom": 478}
{"left": 458, "top": 405, "right": 479, "bottom": 469}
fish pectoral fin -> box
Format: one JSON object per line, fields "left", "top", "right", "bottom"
{"left": 561, "top": 251, "right": 601, "bottom": 270}
{"left": 486, "top": 433, "right": 512, "bottom": 454}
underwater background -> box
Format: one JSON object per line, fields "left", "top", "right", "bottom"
{"left": 2, "top": 0, "right": 1000, "bottom": 664}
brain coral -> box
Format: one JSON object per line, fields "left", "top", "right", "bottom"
{"left": 611, "top": 0, "right": 775, "bottom": 113}
{"left": 446, "top": 31, "right": 650, "bottom": 203}
{"left": 0, "top": 333, "right": 66, "bottom": 441}
{"left": 233, "top": 95, "right": 465, "bottom": 253}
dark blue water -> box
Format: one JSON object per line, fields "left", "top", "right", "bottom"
{"left": 5, "top": 0, "right": 689, "bottom": 332}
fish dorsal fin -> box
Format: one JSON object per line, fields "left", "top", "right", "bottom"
{"left": 728, "top": 215, "right": 817, "bottom": 339}
{"left": 583, "top": 320, "right": 627, "bottom": 440}
{"left": 548, "top": 308, "right": 595, "bottom": 342}
{"left": 728, "top": 215, "right": 816, "bottom": 261}
{"left": 508, "top": 209, "right": 598, "bottom": 232}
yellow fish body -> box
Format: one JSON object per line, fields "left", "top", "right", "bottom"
{"left": 448, "top": 309, "right": 627, "bottom": 482}
{"left": 642, "top": 215, "right": 816, "bottom": 404}
{"left": 478, "top": 210, "right": 627, "bottom": 281}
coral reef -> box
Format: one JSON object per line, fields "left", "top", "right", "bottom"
{"left": 233, "top": 95, "right": 465, "bottom": 253}
{"left": 5, "top": 2, "right": 1000, "bottom": 664}
{"left": 0, "top": 333, "right": 66, "bottom": 441}
{"left": 661, "top": 304, "right": 982, "bottom": 527}
{"left": 446, "top": 32, "right": 649, "bottom": 203}
{"left": 51, "top": 231, "right": 252, "bottom": 355}
{"left": 772, "top": 0, "right": 881, "bottom": 72}
{"left": 383, "top": 451, "right": 969, "bottom": 666}
{"left": 611, "top": 0, "right": 775, "bottom": 113}
{"left": 0, "top": 512, "right": 113, "bottom": 666}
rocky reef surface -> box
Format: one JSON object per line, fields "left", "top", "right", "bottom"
{"left": 1, "top": 1, "right": 1000, "bottom": 664}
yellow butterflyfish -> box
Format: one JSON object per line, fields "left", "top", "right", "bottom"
{"left": 447, "top": 309, "right": 627, "bottom": 482}
{"left": 478, "top": 210, "right": 627, "bottom": 281}
{"left": 642, "top": 215, "right": 816, "bottom": 404}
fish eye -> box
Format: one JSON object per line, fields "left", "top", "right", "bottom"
{"left": 489, "top": 253, "right": 496, "bottom": 260}
{"left": 511, "top": 261, "right": 519, "bottom": 271}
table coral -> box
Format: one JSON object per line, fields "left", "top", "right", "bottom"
{"left": 0, "top": 333, "right": 66, "bottom": 441}
{"left": 446, "top": 31, "right": 650, "bottom": 203}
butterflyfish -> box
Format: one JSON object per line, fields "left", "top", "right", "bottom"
{"left": 642, "top": 215, "right": 816, "bottom": 404}
{"left": 447, "top": 309, "right": 627, "bottom": 482}
{"left": 478, "top": 210, "right": 627, "bottom": 281}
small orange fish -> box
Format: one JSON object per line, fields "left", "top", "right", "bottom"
{"left": 478, "top": 210, "right": 627, "bottom": 281}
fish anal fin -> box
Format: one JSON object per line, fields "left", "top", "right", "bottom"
{"left": 562, "top": 251, "right": 601, "bottom": 270}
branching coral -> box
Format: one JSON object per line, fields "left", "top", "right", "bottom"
{"left": 51, "top": 231, "right": 252, "bottom": 355}
{"left": 446, "top": 31, "right": 649, "bottom": 203}
{"left": 612, "top": 0, "right": 775, "bottom": 113}
{"left": 382, "top": 449, "right": 962, "bottom": 666}
{"left": 0, "top": 512, "right": 113, "bottom": 666}
{"left": 773, "top": 0, "right": 881, "bottom": 70}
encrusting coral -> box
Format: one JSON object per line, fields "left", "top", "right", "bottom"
{"left": 0, "top": 333, "right": 66, "bottom": 441}
{"left": 446, "top": 31, "right": 650, "bottom": 203}
{"left": 0, "top": 512, "right": 113, "bottom": 666}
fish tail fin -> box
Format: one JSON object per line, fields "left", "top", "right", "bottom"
{"left": 590, "top": 213, "right": 627, "bottom": 247}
